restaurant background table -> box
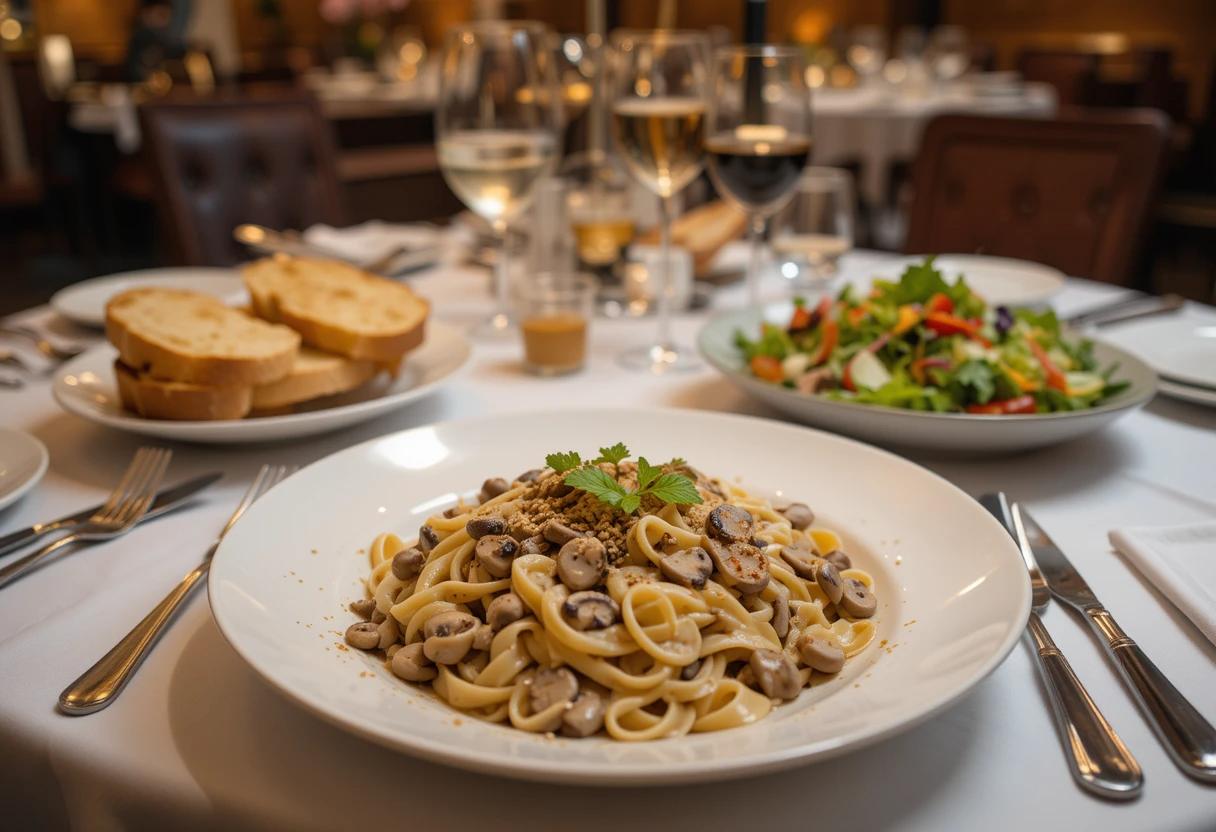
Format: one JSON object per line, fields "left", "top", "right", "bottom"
{"left": 2, "top": 251, "right": 1215, "bottom": 831}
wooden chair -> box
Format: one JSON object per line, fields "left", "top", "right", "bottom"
{"left": 905, "top": 112, "right": 1170, "bottom": 287}
{"left": 141, "top": 91, "right": 344, "bottom": 266}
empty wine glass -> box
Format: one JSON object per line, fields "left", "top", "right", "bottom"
{"left": 927, "top": 25, "right": 970, "bottom": 87}
{"left": 608, "top": 29, "right": 709, "bottom": 373}
{"left": 436, "top": 21, "right": 561, "bottom": 337}
{"left": 771, "top": 167, "right": 855, "bottom": 298}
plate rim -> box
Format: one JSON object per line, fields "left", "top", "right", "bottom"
{"left": 50, "top": 267, "right": 245, "bottom": 327}
{"left": 1097, "top": 316, "right": 1216, "bottom": 392}
{"left": 697, "top": 304, "right": 1158, "bottom": 426}
{"left": 207, "top": 406, "right": 1032, "bottom": 784}
{"left": 0, "top": 428, "right": 50, "bottom": 512}
{"left": 49, "top": 321, "right": 471, "bottom": 442}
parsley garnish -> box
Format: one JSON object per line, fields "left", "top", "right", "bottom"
{"left": 546, "top": 444, "right": 702, "bottom": 515}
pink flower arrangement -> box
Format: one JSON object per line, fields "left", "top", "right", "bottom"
{"left": 319, "top": 0, "right": 409, "bottom": 24}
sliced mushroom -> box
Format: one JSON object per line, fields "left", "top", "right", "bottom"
{"left": 541, "top": 519, "right": 582, "bottom": 546}
{"left": 839, "top": 578, "right": 877, "bottom": 619}
{"left": 659, "top": 547, "right": 714, "bottom": 590}
{"left": 704, "top": 538, "right": 770, "bottom": 594}
{"left": 486, "top": 592, "right": 526, "bottom": 631}
{"left": 371, "top": 608, "right": 387, "bottom": 624}
{"left": 520, "top": 535, "right": 551, "bottom": 555}
{"left": 478, "top": 477, "right": 510, "bottom": 503}
{"left": 779, "top": 542, "right": 821, "bottom": 580}
{"left": 797, "top": 633, "right": 846, "bottom": 674}
{"left": 442, "top": 506, "right": 463, "bottom": 519}
{"left": 391, "top": 642, "right": 437, "bottom": 681}
{"left": 771, "top": 595, "right": 791, "bottom": 640}
{"left": 472, "top": 623, "right": 494, "bottom": 651}
{"left": 466, "top": 516, "right": 507, "bottom": 539}
{"left": 528, "top": 667, "right": 579, "bottom": 731}
{"left": 705, "top": 504, "right": 755, "bottom": 543}
{"left": 825, "top": 549, "right": 852, "bottom": 570}
{"left": 475, "top": 534, "right": 519, "bottom": 579}
{"left": 752, "top": 537, "right": 771, "bottom": 550}
{"left": 680, "top": 659, "right": 703, "bottom": 681}
{"left": 422, "top": 611, "right": 478, "bottom": 664}
{"left": 515, "top": 468, "right": 544, "bottom": 483}
{"left": 349, "top": 598, "right": 376, "bottom": 619}
{"left": 556, "top": 536, "right": 607, "bottom": 591}
{"left": 561, "top": 689, "right": 605, "bottom": 738}
{"left": 749, "top": 648, "right": 802, "bottom": 700}
{"left": 779, "top": 502, "right": 815, "bottom": 531}
{"left": 816, "top": 560, "right": 845, "bottom": 605}
{"left": 344, "top": 621, "right": 381, "bottom": 650}
{"left": 562, "top": 591, "right": 619, "bottom": 630}
{"left": 391, "top": 547, "right": 425, "bottom": 581}
{"left": 418, "top": 525, "right": 440, "bottom": 554}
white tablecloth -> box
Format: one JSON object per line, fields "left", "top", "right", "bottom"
{"left": 811, "top": 83, "right": 1057, "bottom": 204}
{"left": 2, "top": 251, "right": 1215, "bottom": 831}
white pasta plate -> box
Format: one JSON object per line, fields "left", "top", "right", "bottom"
{"left": 699, "top": 304, "right": 1157, "bottom": 453}
{"left": 208, "top": 408, "right": 1030, "bottom": 784}
{"left": 50, "top": 322, "right": 470, "bottom": 444}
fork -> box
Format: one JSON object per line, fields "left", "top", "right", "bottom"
{"left": 58, "top": 464, "right": 294, "bottom": 715}
{"left": 0, "top": 324, "right": 86, "bottom": 362}
{"left": 981, "top": 493, "right": 1143, "bottom": 799}
{"left": 0, "top": 448, "right": 171, "bottom": 590}
{"left": 0, "top": 347, "right": 31, "bottom": 374}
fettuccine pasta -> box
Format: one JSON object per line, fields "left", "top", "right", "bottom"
{"left": 343, "top": 459, "right": 879, "bottom": 741}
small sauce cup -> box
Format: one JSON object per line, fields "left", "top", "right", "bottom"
{"left": 514, "top": 274, "right": 597, "bottom": 376}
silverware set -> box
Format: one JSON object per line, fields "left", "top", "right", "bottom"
{"left": 981, "top": 492, "right": 1216, "bottom": 800}
{"left": 0, "top": 447, "right": 291, "bottom": 713}
{"left": 0, "top": 323, "right": 87, "bottom": 389}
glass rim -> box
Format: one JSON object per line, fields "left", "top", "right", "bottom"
{"left": 609, "top": 28, "right": 711, "bottom": 47}
{"left": 713, "top": 44, "right": 806, "bottom": 60}
{"left": 514, "top": 272, "right": 598, "bottom": 301}
{"left": 445, "top": 20, "right": 551, "bottom": 40}
{"left": 799, "top": 166, "right": 854, "bottom": 185}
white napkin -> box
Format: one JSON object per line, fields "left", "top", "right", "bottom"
{"left": 303, "top": 221, "right": 444, "bottom": 268}
{"left": 1109, "top": 524, "right": 1216, "bottom": 646}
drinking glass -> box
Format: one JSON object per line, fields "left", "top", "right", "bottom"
{"left": 608, "top": 29, "right": 709, "bottom": 374}
{"left": 847, "top": 25, "right": 887, "bottom": 88}
{"left": 514, "top": 273, "right": 597, "bottom": 376}
{"left": 706, "top": 45, "right": 811, "bottom": 307}
{"left": 927, "top": 25, "right": 970, "bottom": 87}
{"left": 436, "top": 21, "right": 561, "bottom": 338}
{"left": 771, "top": 167, "right": 855, "bottom": 297}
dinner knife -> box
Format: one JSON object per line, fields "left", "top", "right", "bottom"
{"left": 0, "top": 473, "right": 222, "bottom": 559}
{"left": 1019, "top": 507, "right": 1216, "bottom": 784}
{"left": 980, "top": 493, "right": 1142, "bottom": 799}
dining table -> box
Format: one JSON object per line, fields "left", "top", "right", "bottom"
{"left": 1, "top": 248, "right": 1214, "bottom": 831}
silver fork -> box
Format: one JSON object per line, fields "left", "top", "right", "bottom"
{"left": 59, "top": 464, "right": 294, "bottom": 715}
{"left": 0, "top": 448, "right": 171, "bottom": 590}
{"left": 982, "top": 493, "right": 1143, "bottom": 799}
{"left": 0, "top": 324, "right": 86, "bottom": 362}
{"left": 0, "top": 347, "right": 31, "bottom": 374}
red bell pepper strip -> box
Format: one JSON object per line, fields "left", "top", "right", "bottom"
{"left": 910, "top": 356, "right": 951, "bottom": 385}
{"left": 1026, "top": 339, "right": 1068, "bottom": 391}
{"left": 965, "top": 395, "right": 1038, "bottom": 415}
{"left": 788, "top": 305, "right": 812, "bottom": 331}
{"left": 924, "top": 312, "right": 992, "bottom": 347}
{"left": 926, "top": 292, "right": 954, "bottom": 315}
{"left": 810, "top": 319, "right": 838, "bottom": 366}
{"left": 750, "top": 355, "right": 784, "bottom": 383}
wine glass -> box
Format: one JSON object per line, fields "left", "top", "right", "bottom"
{"left": 436, "top": 21, "right": 561, "bottom": 337}
{"left": 706, "top": 45, "right": 811, "bottom": 307}
{"left": 608, "top": 29, "right": 709, "bottom": 374}
{"left": 771, "top": 167, "right": 855, "bottom": 298}
{"left": 927, "top": 25, "right": 970, "bottom": 87}
{"left": 847, "top": 25, "right": 887, "bottom": 89}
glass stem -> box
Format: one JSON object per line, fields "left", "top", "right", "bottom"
{"left": 494, "top": 222, "right": 510, "bottom": 325}
{"left": 656, "top": 194, "right": 674, "bottom": 350}
{"left": 747, "top": 214, "right": 766, "bottom": 307}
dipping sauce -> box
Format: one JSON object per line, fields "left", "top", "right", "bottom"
{"left": 520, "top": 313, "right": 588, "bottom": 375}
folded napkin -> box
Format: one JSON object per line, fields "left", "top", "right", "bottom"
{"left": 303, "top": 221, "right": 443, "bottom": 268}
{"left": 1109, "top": 524, "right": 1216, "bottom": 647}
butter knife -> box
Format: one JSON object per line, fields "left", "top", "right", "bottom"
{"left": 0, "top": 473, "right": 222, "bottom": 559}
{"left": 1019, "top": 506, "right": 1216, "bottom": 784}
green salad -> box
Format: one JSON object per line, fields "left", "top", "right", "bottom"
{"left": 735, "top": 258, "right": 1129, "bottom": 414}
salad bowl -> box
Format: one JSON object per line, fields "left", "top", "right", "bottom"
{"left": 698, "top": 302, "right": 1157, "bottom": 453}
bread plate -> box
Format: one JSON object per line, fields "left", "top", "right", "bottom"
{"left": 208, "top": 408, "right": 1030, "bottom": 783}
{"left": 51, "top": 322, "right": 470, "bottom": 444}
{"left": 51, "top": 268, "right": 247, "bottom": 328}
{"left": 698, "top": 304, "right": 1157, "bottom": 453}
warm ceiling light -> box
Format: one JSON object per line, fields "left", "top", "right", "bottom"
{"left": 0, "top": 18, "right": 22, "bottom": 41}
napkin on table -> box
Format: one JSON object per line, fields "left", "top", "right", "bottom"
{"left": 1109, "top": 524, "right": 1216, "bottom": 647}
{"left": 303, "top": 221, "right": 446, "bottom": 269}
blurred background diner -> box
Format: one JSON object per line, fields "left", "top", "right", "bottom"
{"left": 1, "top": 0, "right": 1214, "bottom": 318}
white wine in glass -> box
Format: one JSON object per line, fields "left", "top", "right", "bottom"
{"left": 436, "top": 22, "right": 560, "bottom": 337}
{"left": 609, "top": 30, "right": 709, "bottom": 373}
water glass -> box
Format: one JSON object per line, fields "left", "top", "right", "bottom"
{"left": 771, "top": 167, "right": 855, "bottom": 296}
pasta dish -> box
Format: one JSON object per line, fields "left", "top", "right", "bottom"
{"left": 343, "top": 444, "right": 878, "bottom": 741}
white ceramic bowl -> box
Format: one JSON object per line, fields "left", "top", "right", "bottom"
{"left": 51, "top": 322, "right": 470, "bottom": 444}
{"left": 698, "top": 303, "right": 1157, "bottom": 453}
{"left": 208, "top": 408, "right": 1030, "bottom": 784}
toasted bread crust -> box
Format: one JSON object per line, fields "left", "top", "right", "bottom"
{"left": 251, "top": 347, "right": 380, "bottom": 410}
{"left": 106, "top": 288, "right": 300, "bottom": 387}
{"left": 242, "top": 256, "right": 429, "bottom": 362}
{"left": 115, "top": 360, "right": 253, "bottom": 421}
